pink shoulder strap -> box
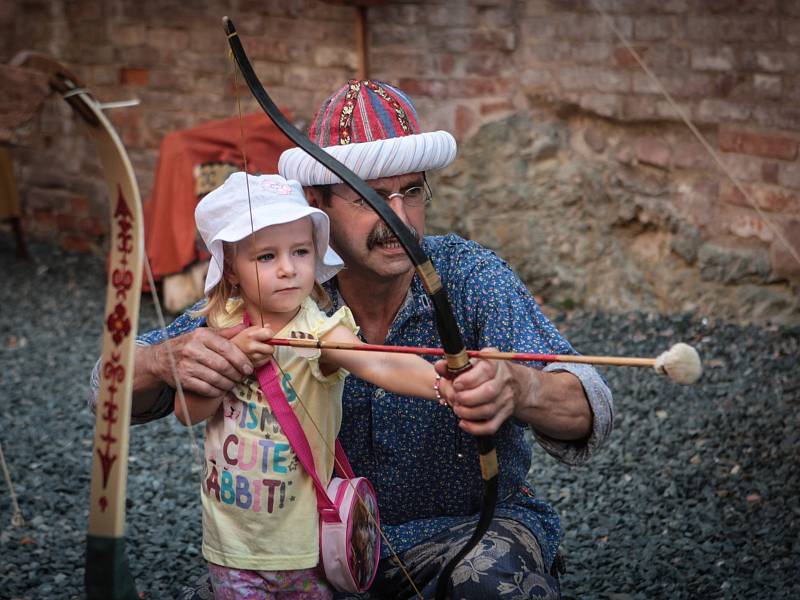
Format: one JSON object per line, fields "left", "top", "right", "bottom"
{"left": 246, "top": 312, "right": 355, "bottom": 521}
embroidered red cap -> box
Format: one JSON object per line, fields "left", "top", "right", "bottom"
{"left": 279, "top": 80, "right": 457, "bottom": 185}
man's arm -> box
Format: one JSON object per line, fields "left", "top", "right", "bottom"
{"left": 89, "top": 321, "right": 253, "bottom": 423}
{"left": 438, "top": 238, "right": 614, "bottom": 465}
{"left": 436, "top": 357, "right": 612, "bottom": 466}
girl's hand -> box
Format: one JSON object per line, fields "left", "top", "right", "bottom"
{"left": 231, "top": 325, "right": 275, "bottom": 368}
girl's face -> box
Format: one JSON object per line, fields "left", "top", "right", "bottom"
{"left": 228, "top": 218, "right": 316, "bottom": 326}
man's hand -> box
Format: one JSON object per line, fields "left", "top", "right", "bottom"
{"left": 435, "top": 351, "right": 523, "bottom": 436}
{"left": 149, "top": 324, "right": 253, "bottom": 398}
{"left": 231, "top": 325, "right": 275, "bottom": 368}
{"left": 436, "top": 349, "right": 593, "bottom": 441}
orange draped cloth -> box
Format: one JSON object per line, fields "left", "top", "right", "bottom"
{"left": 143, "top": 112, "right": 294, "bottom": 286}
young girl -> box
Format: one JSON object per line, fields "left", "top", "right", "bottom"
{"left": 177, "top": 173, "right": 453, "bottom": 599}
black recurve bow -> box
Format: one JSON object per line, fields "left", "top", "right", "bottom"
{"left": 223, "top": 16, "right": 499, "bottom": 599}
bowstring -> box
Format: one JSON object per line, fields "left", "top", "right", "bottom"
{"left": 226, "top": 48, "right": 423, "bottom": 600}
{"left": 589, "top": 0, "right": 800, "bottom": 269}
{"left": 231, "top": 55, "right": 265, "bottom": 328}
{"left": 0, "top": 439, "right": 24, "bottom": 527}
{"left": 271, "top": 359, "right": 424, "bottom": 599}
{"left": 142, "top": 259, "right": 203, "bottom": 468}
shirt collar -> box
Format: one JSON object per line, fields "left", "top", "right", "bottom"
{"left": 322, "top": 247, "right": 436, "bottom": 333}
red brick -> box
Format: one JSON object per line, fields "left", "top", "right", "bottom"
{"left": 779, "top": 162, "right": 800, "bottom": 190}
{"left": 762, "top": 162, "right": 779, "bottom": 184}
{"left": 634, "top": 136, "right": 672, "bottom": 169}
{"left": 720, "top": 180, "right": 799, "bottom": 212}
{"left": 146, "top": 28, "right": 190, "bottom": 53}
{"left": 454, "top": 105, "right": 477, "bottom": 140}
{"left": 622, "top": 95, "right": 659, "bottom": 120}
{"left": 686, "top": 16, "right": 779, "bottom": 43}
{"left": 579, "top": 93, "right": 623, "bottom": 119}
{"left": 718, "top": 127, "right": 799, "bottom": 160}
{"left": 80, "top": 217, "right": 106, "bottom": 238}
{"left": 244, "top": 37, "right": 291, "bottom": 62}
{"left": 120, "top": 67, "right": 149, "bottom": 87}
{"left": 519, "top": 69, "right": 556, "bottom": 92}
{"left": 728, "top": 212, "right": 774, "bottom": 242}
{"left": 559, "top": 67, "right": 630, "bottom": 93}
{"left": 613, "top": 45, "right": 646, "bottom": 68}
{"left": 56, "top": 213, "right": 78, "bottom": 232}
{"left": 557, "top": 15, "right": 633, "bottom": 41}
{"left": 691, "top": 46, "right": 735, "bottom": 71}
{"left": 479, "top": 100, "right": 514, "bottom": 116}
{"left": 770, "top": 220, "right": 800, "bottom": 278}
{"left": 753, "top": 74, "right": 782, "bottom": 98}
{"left": 632, "top": 72, "right": 718, "bottom": 99}
{"left": 31, "top": 208, "right": 56, "bottom": 229}
{"left": 437, "top": 55, "right": 456, "bottom": 76}
{"left": 71, "top": 195, "right": 90, "bottom": 215}
{"left": 754, "top": 49, "right": 800, "bottom": 73}
{"left": 62, "top": 235, "right": 92, "bottom": 253}
{"left": 447, "top": 78, "right": 514, "bottom": 99}
{"left": 718, "top": 153, "right": 763, "bottom": 183}
{"left": 426, "top": 5, "right": 474, "bottom": 27}
{"left": 116, "top": 24, "right": 145, "bottom": 46}
{"left": 783, "top": 18, "right": 800, "bottom": 45}
{"left": 751, "top": 104, "right": 800, "bottom": 131}
{"left": 479, "top": 7, "right": 514, "bottom": 29}
{"left": 396, "top": 78, "right": 448, "bottom": 100}
{"left": 464, "top": 54, "right": 514, "bottom": 77}
{"left": 633, "top": 16, "right": 675, "bottom": 41}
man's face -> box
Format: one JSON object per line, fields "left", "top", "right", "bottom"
{"left": 309, "top": 172, "right": 427, "bottom": 282}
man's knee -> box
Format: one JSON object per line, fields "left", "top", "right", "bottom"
{"left": 445, "top": 561, "right": 560, "bottom": 600}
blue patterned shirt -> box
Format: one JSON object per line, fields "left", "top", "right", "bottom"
{"left": 126, "top": 234, "right": 614, "bottom": 568}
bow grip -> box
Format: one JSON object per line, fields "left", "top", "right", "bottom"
{"left": 442, "top": 359, "right": 498, "bottom": 481}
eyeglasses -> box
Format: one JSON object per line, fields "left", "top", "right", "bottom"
{"left": 331, "top": 184, "right": 431, "bottom": 211}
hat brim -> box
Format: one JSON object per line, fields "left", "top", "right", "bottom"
{"left": 204, "top": 205, "right": 343, "bottom": 294}
{"left": 278, "top": 131, "right": 457, "bottom": 185}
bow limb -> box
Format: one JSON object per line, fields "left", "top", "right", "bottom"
{"left": 80, "top": 95, "right": 142, "bottom": 600}
{"left": 18, "top": 53, "right": 143, "bottom": 599}
{"left": 223, "top": 18, "right": 498, "bottom": 599}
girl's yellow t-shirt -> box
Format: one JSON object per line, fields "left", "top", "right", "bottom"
{"left": 200, "top": 297, "right": 357, "bottom": 570}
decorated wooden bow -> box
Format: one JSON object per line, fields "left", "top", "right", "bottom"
{"left": 223, "top": 17, "right": 499, "bottom": 599}
{"left": 13, "top": 53, "right": 144, "bottom": 599}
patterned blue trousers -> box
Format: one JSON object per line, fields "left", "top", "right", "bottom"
{"left": 179, "top": 518, "right": 561, "bottom": 600}
{"left": 336, "top": 518, "right": 561, "bottom": 600}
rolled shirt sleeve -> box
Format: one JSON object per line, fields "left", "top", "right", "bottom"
{"left": 536, "top": 362, "right": 614, "bottom": 465}
{"left": 445, "top": 236, "right": 614, "bottom": 465}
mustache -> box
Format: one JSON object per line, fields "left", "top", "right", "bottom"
{"left": 366, "top": 223, "right": 419, "bottom": 250}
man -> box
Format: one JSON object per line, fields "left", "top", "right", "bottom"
{"left": 92, "top": 80, "right": 613, "bottom": 599}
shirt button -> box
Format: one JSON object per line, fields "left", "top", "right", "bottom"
{"left": 373, "top": 389, "right": 385, "bottom": 399}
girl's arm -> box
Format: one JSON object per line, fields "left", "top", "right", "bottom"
{"left": 174, "top": 325, "right": 275, "bottom": 426}
{"left": 174, "top": 391, "right": 224, "bottom": 426}
{"left": 318, "top": 325, "right": 454, "bottom": 402}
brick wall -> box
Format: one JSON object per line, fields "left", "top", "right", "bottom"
{"left": 3, "top": 0, "right": 799, "bottom": 322}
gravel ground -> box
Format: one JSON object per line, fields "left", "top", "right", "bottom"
{"left": 1, "top": 238, "right": 798, "bottom": 600}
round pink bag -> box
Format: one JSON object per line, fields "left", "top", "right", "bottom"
{"left": 320, "top": 475, "right": 381, "bottom": 592}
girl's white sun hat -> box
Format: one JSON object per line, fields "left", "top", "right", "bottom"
{"left": 195, "top": 172, "right": 344, "bottom": 294}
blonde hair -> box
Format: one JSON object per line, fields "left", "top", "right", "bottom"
{"left": 194, "top": 235, "right": 333, "bottom": 326}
